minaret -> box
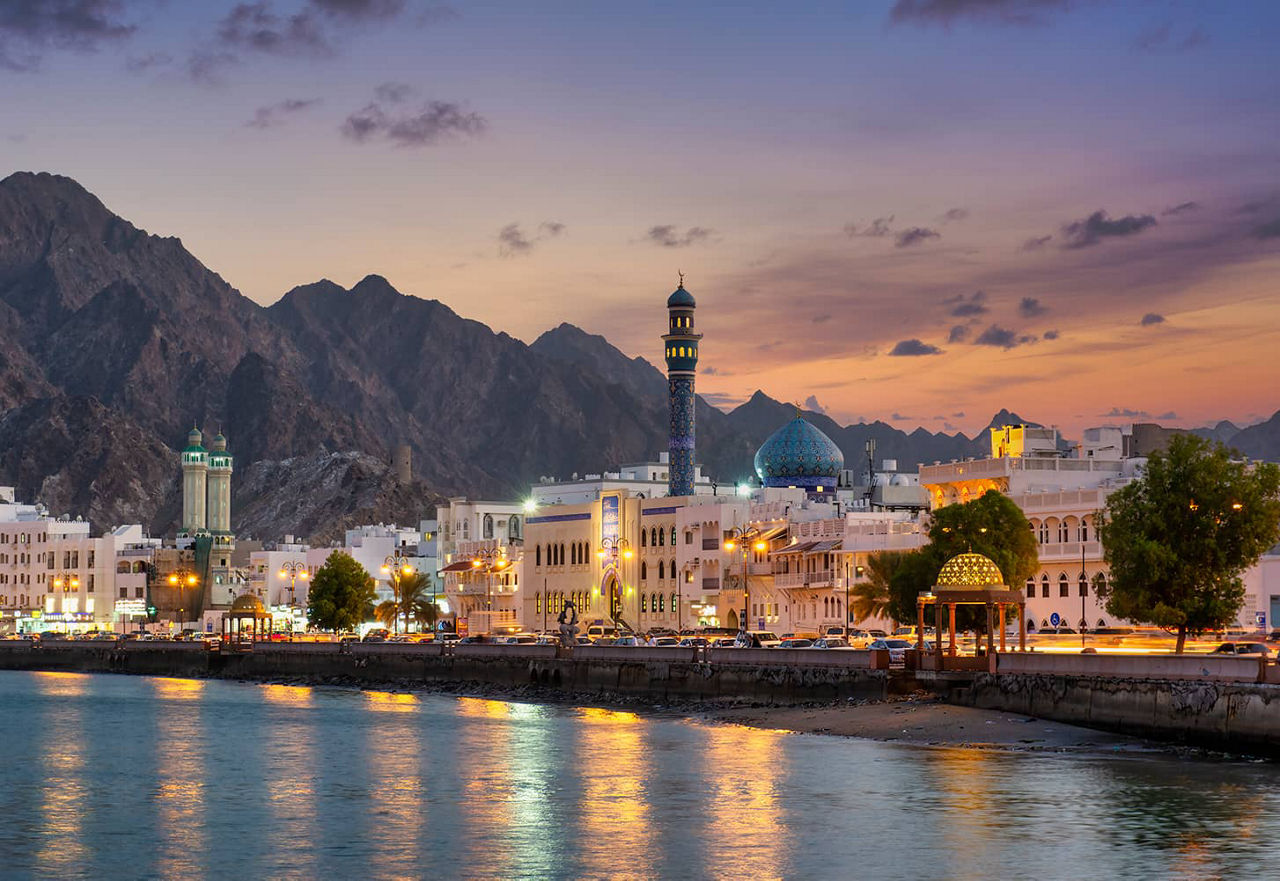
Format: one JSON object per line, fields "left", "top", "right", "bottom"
{"left": 181, "top": 427, "right": 208, "bottom": 533}
{"left": 206, "top": 432, "right": 233, "bottom": 535}
{"left": 663, "top": 274, "right": 702, "bottom": 497}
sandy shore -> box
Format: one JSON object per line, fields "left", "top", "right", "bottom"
{"left": 706, "top": 694, "right": 1162, "bottom": 754}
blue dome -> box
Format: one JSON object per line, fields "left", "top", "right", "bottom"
{"left": 667, "top": 284, "right": 696, "bottom": 308}
{"left": 754, "top": 417, "right": 844, "bottom": 490}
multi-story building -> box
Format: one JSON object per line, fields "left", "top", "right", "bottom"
{"left": 436, "top": 499, "right": 525, "bottom": 634}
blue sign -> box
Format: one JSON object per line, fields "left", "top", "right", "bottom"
{"left": 757, "top": 617, "right": 765, "bottom": 630}
{"left": 1050, "top": 612, "right": 1061, "bottom": 627}
{"left": 1256, "top": 612, "right": 1266, "bottom": 628}
{"left": 600, "top": 494, "right": 620, "bottom": 562}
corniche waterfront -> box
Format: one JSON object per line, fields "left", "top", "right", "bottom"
{"left": 2, "top": 670, "right": 1277, "bottom": 880}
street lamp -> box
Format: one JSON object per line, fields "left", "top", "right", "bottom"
{"left": 597, "top": 538, "right": 633, "bottom": 626}
{"left": 278, "top": 561, "right": 309, "bottom": 631}
{"left": 166, "top": 568, "right": 199, "bottom": 630}
{"left": 380, "top": 549, "right": 416, "bottom": 634}
{"left": 724, "top": 526, "right": 767, "bottom": 634}
{"left": 52, "top": 571, "right": 80, "bottom": 633}
{"left": 470, "top": 546, "right": 508, "bottom": 635}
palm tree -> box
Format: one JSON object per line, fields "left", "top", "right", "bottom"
{"left": 851, "top": 551, "right": 905, "bottom": 622}
{"left": 378, "top": 571, "right": 438, "bottom": 634}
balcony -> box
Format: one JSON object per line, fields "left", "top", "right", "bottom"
{"left": 1036, "top": 540, "right": 1103, "bottom": 563}
{"left": 701, "top": 577, "right": 720, "bottom": 591}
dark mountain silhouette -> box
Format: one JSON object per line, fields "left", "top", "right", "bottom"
{"left": 1, "top": 171, "right": 1272, "bottom": 539}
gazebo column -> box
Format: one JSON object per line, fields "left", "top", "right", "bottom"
{"left": 985, "top": 603, "right": 995, "bottom": 655}
{"left": 934, "top": 602, "right": 944, "bottom": 660}
{"left": 947, "top": 604, "right": 956, "bottom": 656}
{"left": 998, "top": 603, "right": 1006, "bottom": 653}
{"left": 1019, "top": 604, "right": 1026, "bottom": 651}
{"left": 916, "top": 600, "right": 925, "bottom": 652}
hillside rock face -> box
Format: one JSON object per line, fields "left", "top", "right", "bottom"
{"left": 3, "top": 172, "right": 1271, "bottom": 540}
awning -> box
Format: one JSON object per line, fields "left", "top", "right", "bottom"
{"left": 440, "top": 561, "right": 477, "bottom": 572}
{"left": 756, "top": 526, "right": 788, "bottom": 542}
{"left": 809, "top": 539, "right": 843, "bottom": 552}
{"left": 773, "top": 541, "right": 819, "bottom": 555}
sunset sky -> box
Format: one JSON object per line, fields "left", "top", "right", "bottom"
{"left": 4, "top": 0, "right": 1279, "bottom": 437}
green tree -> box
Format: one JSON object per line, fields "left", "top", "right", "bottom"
{"left": 1095, "top": 434, "right": 1280, "bottom": 652}
{"left": 851, "top": 551, "right": 906, "bottom": 622}
{"left": 306, "top": 551, "right": 376, "bottom": 632}
{"left": 887, "top": 490, "right": 1040, "bottom": 629}
{"left": 374, "top": 571, "right": 440, "bottom": 633}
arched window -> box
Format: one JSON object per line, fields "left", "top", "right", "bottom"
{"left": 650, "top": 528, "right": 658, "bottom": 547}
{"left": 670, "top": 526, "right": 677, "bottom": 546}
{"left": 559, "top": 543, "right": 566, "bottom": 566}
{"left": 509, "top": 515, "right": 521, "bottom": 539}
{"left": 483, "top": 514, "right": 494, "bottom": 539}
{"left": 670, "top": 559, "right": 675, "bottom": 581}
{"left": 641, "top": 561, "right": 648, "bottom": 580}
{"left": 133, "top": 561, "right": 147, "bottom": 574}
{"left": 1058, "top": 520, "right": 1070, "bottom": 543}
{"left": 1079, "top": 518, "right": 1089, "bottom": 542}
{"left": 536, "top": 592, "right": 542, "bottom": 615}
{"left": 1041, "top": 573, "right": 1050, "bottom": 598}
{"left": 1079, "top": 573, "right": 1088, "bottom": 597}
{"left": 671, "top": 593, "right": 678, "bottom": 614}
{"left": 658, "top": 593, "right": 665, "bottom": 613}
{"left": 1026, "top": 577, "right": 1035, "bottom": 598}
{"left": 641, "top": 594, "right": 648, "bottom": 613}
{"left": 536, "top": 545, "right": 542, "bottom": 566}
{"left": 658, "top": 527, "right": 665, "bottom": 547}
{"left": 1038, "top": 522, "right": 1049, "bottom": 544}
{"left": 641, "top": 529, "right": 647, "bottom": 547}
{"left": 117, "top": 561, "right": 129, "bottom": 574}
{"left": 658, "top": 560, "right": 665, "bottom": 580}
{"left": 1059, "top": 573, "right": 1070, "bottom": 597}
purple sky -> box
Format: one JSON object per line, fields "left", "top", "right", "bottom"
{"left": 4, "top": 0, "right": 1280, "bottom": 436}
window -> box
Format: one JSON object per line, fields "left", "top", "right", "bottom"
{"left": 658, "top": 593, "right": 665, "bottom": 613}
{"left": 135, "top": 587, "right": 144, "bottom": 598}
{"left": 1079, "top": 520, "right": 1089, "bottom": 542}
{"left": 1026, "top": 578, "right": 1035, "bottom": 598}
{"left": 119, "top": 587, "right": 127, "bottom": 598}
{"left": 641, "top": 594, "right": 648, "bottom": 613}
{"left": 670, "top": 527, "right": 677, "bottom": 546}
{"left": 570, "top": 543, "right": 577, "bottom": 566}
{"left": 685, "top": 531, "right": 693, "bottom": 545}
{"left": 641, "top": 561, "right": 648, "bottom": 580}
{"left": 658, "top": 560, "right": 665, "bottom": 580}
{"left": 536, "top": 545, "right": 542, "bottom": 567}
{"left": 658, "top": 527, "right": 665, "bottom": 547}
{"left": 671, "top": 593, "right": 678, "bottom": 614}
{"left": 641, "top": 529, "right": 647, "bottom": 547}
{"left": 1041, "top": 574, "right": 1049, "bottom": 598}
{"left": 1038, "top": 522, "right": 1049, "bottom": 544}
{"left": 670, "top": 559, "right": 675, "bottom": 581}
{"left": 483, "top": 514, "right": 494, "bottom": 540}
{"left": 509, "top": 515, "right": 521, "bottom": 540}
{"left": 87, "top": 575, "right": 94, "bottom": 594}
{"left": 88, "top": 550, "right": 95, "bottom": 568}
{"left": 1058, "top": 522, "right": 1070, "bottom": 543}
{"left": 1079, "top": 574, "right": 1088, "bottom": 597}
{"left": 117, "top": 561, "right": 129, "bottom": 574}
{"left": 1059, "top": 573, "right": 1069, "bottom": 597}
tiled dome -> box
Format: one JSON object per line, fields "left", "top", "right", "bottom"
{"left": 753, "top": 416, "right": 844, "bottom": 490}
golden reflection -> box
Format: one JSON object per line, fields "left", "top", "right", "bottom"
{"left": 153, "top": 678, "right": 206, "bottom": 877}
{"left": 366, "top": 696, "right": 425, "bottom": 878}
{"left": 577, "top": 704, "right": 655, "bottom": 877}
{"left": 262, "top": 683, "right": 315, "bottom": 706}
{"left": 152, "top": 676, "right": 206, "bottom": 699}
{"left": 365, "top": 690, "right": 421, "bottom": 712}
{"left": 456, "top": 696, "right": 514, "bottom": 718}
{"left": 925, "top": 747, "right": 1001, "bottom": 875}
{"left": 265, "top": 684, "right": 317, "bottom": 876}
{"left": 35, "top": 673, "right": 89, "bottom": 873}
{"left": 704, "top": 725, "right": 788, "bottom": 879}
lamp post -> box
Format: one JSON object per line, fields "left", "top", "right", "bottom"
{"left": 278, "top": 561, "right": 309, "bottom": 633}
{"left": 724, "top": 526, "right": 767, "bottom": 634}
{"left": 1080, "top": 543, "right": 1087, "bottom": 652}
{"left": 596, "top": 537, "right": 633, "bottom": 627}
{"left": 469, "top": 546, "right": 508, "bottom": 636}
{"left": 51, "top": 571, "right": 80, "bottom": 634}
{"left": 381, "top": 549, "right": 416, "bottom": 634}
{"left": 166, "top": 568, "right": 199, "bottom": 631}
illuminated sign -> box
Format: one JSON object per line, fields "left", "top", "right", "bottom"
{"left": 600, "top": 494, "right": 620, "bottom": 553}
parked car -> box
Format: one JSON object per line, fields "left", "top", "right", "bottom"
{"left": 438, "top": 633, "right": 461, "bottom": 644}
{"left": 650, "top": 636, "right": 681, "bottom": 647}
{"left": 711, "top": 637, "right": 739, "bottom": 648}
{"left": 1210, "top": 642, "right": 1271, "bottom": 656}
{"left": 576, "top": 636, "right": 594, "bottom": 645}
{"left": 362, "top": 628, "right": 390, "bottom": 643}
{"left": 614, "top": 635, "right": 642, "bottom": 647}
{"left": 813, "top": 637, "right": 853, "bottom": 649}
{"left": 865, "top": 629, "right": 888, "bottom": 639}
{"left": 679, "top": 637, "right": 710, "bottom": 647}
{"left": 504, "top": 634, "right": 538, "bottom": 645}
{"left": 593, "top": 636, "right": 619, "bottom": 646}
{"left": 779, "top": 637, "right": 814, "bottom": 649}
{"left": 869, "top": 638, "right": 912, "bottom": 665}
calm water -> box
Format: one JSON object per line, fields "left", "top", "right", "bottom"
{"left": 0, "top": 671, "right": 1277, "bottom": 880}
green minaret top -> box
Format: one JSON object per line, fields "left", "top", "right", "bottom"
{"left": 183, "top": 426, "right": 206, "bottom": 454}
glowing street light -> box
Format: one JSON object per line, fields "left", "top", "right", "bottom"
{"left": 380, "top": 549, "right": 417, "bottom": 634}
{"left": 724, "top": 525, "right": 768, "bottom": 634}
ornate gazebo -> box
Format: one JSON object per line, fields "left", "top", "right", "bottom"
{"left": 221, "top": 593, "right": 271, "bottom": 645}
{"left": 916, "top": 552, "right": 1026, "bottom": 660}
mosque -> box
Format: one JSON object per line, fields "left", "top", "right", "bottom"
{"left": 517, "top": 279, "right": 923, "bottom": 636}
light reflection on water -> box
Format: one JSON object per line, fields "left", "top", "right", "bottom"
{"left": 1, "top": 671, "right": 1279, "bottom": 880}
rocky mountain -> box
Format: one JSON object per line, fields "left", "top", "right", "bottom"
{"left": 0, "top": 171, "right": 1274, "bottom": 540}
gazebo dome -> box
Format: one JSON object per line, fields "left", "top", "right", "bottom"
{"left": 753, "top": 416, "right": 844, "bottom": 490}
{"left": 230, "top": 593, "right": 266, "bottom": 614}
{"left": 667, "top": 283, "right": 696, "bottom": 308}
{"left": 935, "top": 552, "right": 1005, "bottom": 589}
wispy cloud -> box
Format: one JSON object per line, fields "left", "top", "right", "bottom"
{"left": 1162, "top": 201, "right": 1199, "bottom": 216}
{"left": 497, "top": 221, "right": 567, "bottom": 257}
{"left": 0, "top": 0, "right": 137, "bottom": 72}
{"left": 646, "top": 225, "right": 714, "bottom": 248}
{"left": 889, "top": 0, "right": 1078, "bottom": 27}
{"left": 844, "top": 216, "right": 894, "bottom": 238}
{"left": 889, "top": 339, "right": 942, "bottom": 356}
{"left": 896, "top": 226, "right": 940, "bottom": 248}
{"left": 1021, "top": 234, "right": 1053, "bottom": 251}
{"left": 974, "top": 324, "right": 1036, "bottom": 348}
{"left": 1018, "top": 296, "right": 1047, "bottom": 318}
{"left": 940, "top": 207, "right": 969, "bottom": 223}
{"left": 1140, "top": 312, "right": 1165, "bottom": 326}
{"left": 948, "top": 325, "right": 969, "bottom": 343}
{"left": 245, "top": 97, "right": 321, "bottom": 129}
{"left": 342, "top": 89, "right": 486, "bottom": 147}
{"left": 1060, "top": 210, "right": 1157, "bottom": 249}
{"left": 945, "top": 290, "right": 987, "bottom": 317}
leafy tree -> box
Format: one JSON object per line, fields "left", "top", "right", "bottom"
{"left": 306, "top": 552, "right": 376, "bottom": 632}
{"left": 887, "top": 490, "right": 1040, "bottom": 629}
{"left": 1095, "top": 434, "right": 1280, "bottom": 652}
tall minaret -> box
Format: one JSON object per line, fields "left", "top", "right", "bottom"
{"left": 206, "top": 432, "right": 233, "bottom": 535}
{"left": 663, "top": 274, "right": 702, "bottom": 497}
{"left": 181, "top": 427, "right": 208, "bottom": 533}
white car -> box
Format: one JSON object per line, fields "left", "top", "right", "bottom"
{"left": 813, "top": 637, "right": 855, "bottom": 649}
{"left": 869, "top": 638, "right": 912, "bottom": 665}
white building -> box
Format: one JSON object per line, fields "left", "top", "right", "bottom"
{"left": 436, "top": 499, "right": 526, "bottom": 634}
{"left": 529, "top": 453, "right": 719, "bottom": 506}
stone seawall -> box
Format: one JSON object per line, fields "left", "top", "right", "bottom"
{"left": 960, "top": 672, "right": 1280, "bottom": 755}
{"left": 0, "top": 642, "right": 889, "bottom": 704}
